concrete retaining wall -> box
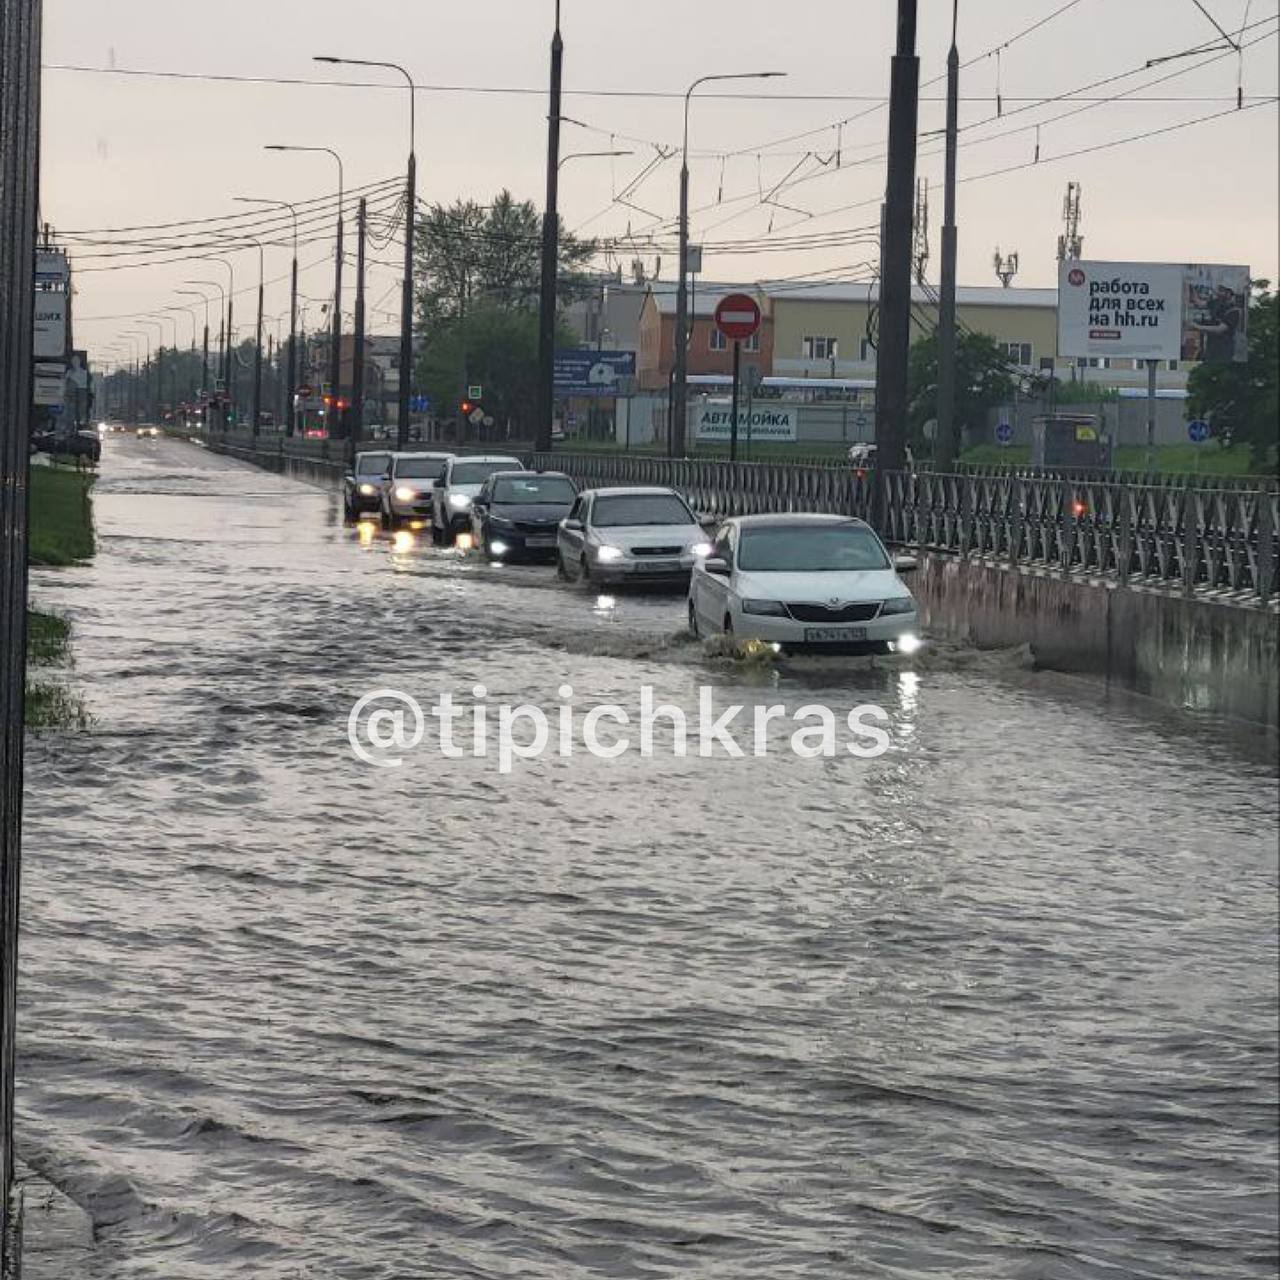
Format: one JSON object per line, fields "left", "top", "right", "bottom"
{"left": 915, "top": 552, "right": 1279, "bottom": 728}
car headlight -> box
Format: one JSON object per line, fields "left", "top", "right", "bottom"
{"left": 689, "top": 541, "right": 713, "bottom": 557}
{"left": 893, "top": 633, "right": 923, "bottom": 655}
{"left": 448, "top": 493, "right": 471, "bottom": 508}
{"left": 358, "top": 483, "right": 377, "bottom": 496}
{"left": 395, "top": 486, "right": 417, "bottom": 501}
{"left": 742, "top": 599, "right": 787, "bottom": 616}
{"left": 595, "top": 545, "right": 625, "bottom": 563}
{"left": 880, "top": 597, "right": 916, "bottom": 615}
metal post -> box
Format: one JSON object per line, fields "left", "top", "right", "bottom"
{"left": 673, "top": 160, "right": 690, "bottom": 457}
{"left": 936, "top": 1, "right": 960, "bottom": 469}
{"left": 1145, "top": 358, "right": 1157, "bottom": 475}
{"left": 351, "top": 197, "right": 368, "bottom": 451}
{"left": 535, "top": 1, "right": 564, "bottom": 453}
{"left": 226, "top": 296, "right": 235, "bottom": 423}
{"left": 397, "top": 151, "right": 415, "bottom": 448}
{"left": 251, "top": 274, "right": 264, "bottom": 438}
{"left": 0, "top": 0, "right": 42, "bottom": 1266}
{"left": 330, "top": 215, "right": 344, "bottom": 438}
{"left": 874, "top": 0, "right": 920, "bottom": 491}
{"left": 730, "top": 339, "right": 741, "bottom": 463}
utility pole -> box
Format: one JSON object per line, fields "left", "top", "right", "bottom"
{"left": 251, "top": 271, "right": 263, "bottom": 438}
{"left": 330, "top": 219, "right": 344, "bottom": 438}
{"left": 535, "top": 0, "right": 564, "bottom": 452}
{"left": 398, "top": 124, "right": 415, "bottom": 449}
{"left": 351, "top": 197, "right": 368, "bottom": 450}
{"left": 936, "top": 0, "right": 960, "bottom": 469}
{"left": 0, "top": 0, "right": 41, "bottom": 1264}
{"left": 873, "top": 0, "right": 919, "bottom": 490}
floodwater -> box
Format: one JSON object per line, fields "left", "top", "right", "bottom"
{"left": 20, "top": 437, "right": 1279, "bottom": 1279}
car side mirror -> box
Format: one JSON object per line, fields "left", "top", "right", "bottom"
{"left": 562, "top": 518, "right": 583, "bottom": 532}
{"left": 703, "top": 557, "right": 730, "bottom": 576}
{"left": 893, "top": 555, "right": 918, "bottom": 573}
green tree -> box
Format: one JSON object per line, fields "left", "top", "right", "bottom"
{"left": 1186, "top": 283, "right": 1278, "bottom": 472}
{"left": 414, "top": 190, "right": 596, "bottom": 327}
{"left": 907, "top": 330, "right": 1017, "bottom": 453}
{"left": 419, "top": 302, "right": 577, "bottom": 440}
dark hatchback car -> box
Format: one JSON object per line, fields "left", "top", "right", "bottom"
{"left": 470, "top": 470, "right": 578, "bottom": 561}
{"left": 31, "top": 427, "right": 100, "bottom": 463}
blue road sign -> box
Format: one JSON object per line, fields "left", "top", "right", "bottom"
{"left": 554, "top": 349, "right": 636, "bottom": 396}
{"left": 47, "top": 404, "right": 64, "bottom": 416}
{"left": 1187, "top": 418, "right": 1210, "bottom": 443}
{"left": 409, "top": 394, "right": 430, "bottom": 413}
{"left": 995, "top": 421, "right": 1014, "bottom": 445}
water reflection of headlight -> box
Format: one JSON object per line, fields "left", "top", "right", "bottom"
{"left": 455, "top": 532, "right": 474, "bottom": 551}
{"left": 391, "top": 530, "right": 415, "bottom": 554}
{"left": 356, "top": 520, "right": 377, "bottom": 545}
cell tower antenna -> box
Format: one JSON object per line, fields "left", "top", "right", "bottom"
{"left": 912, "top": 178, "right": 930, "bottom": 285}
{"left": 1058, "top": 181, "right": 1083, "bottom": 262}
{"left": 994, "top": 246, "right": 1019, "bottom": 288}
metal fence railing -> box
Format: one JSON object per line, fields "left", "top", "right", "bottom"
{"left": 187, "top": 431, "right": 1279, "bottom": 605}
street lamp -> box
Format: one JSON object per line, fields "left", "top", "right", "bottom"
{"left": 235, "top": 196, "right": 299, "bottom": 435}
{"left": 559, "top": 149, "right": 633, "bottom": 170}
{"left": 267, "top": 143, "right": 345, "bottom": 437}
{"left": 178, "top": 288, "right": 213, "bottom": 398}
{"left": 222, "top": 237, "right": 266, "bottom": 437}
{"left": 313, "top": 55, "right": 416, "bottom": 449}
{"left": 197, "top": 256, "right": 236, "bottom": 418}
{"left": 185, "top": 277, "right": 226, "bottom": 393}
{"left": 125, "top": 328, "right": 153, "bottom": 420}
{"left": 671, "top": 70, "right": 785, "bottom": 456}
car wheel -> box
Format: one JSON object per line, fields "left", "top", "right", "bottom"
{"left": 688, "top": 599, "right": 700, "bottom": 638}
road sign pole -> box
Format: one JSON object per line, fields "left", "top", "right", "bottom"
{"left": 730, "top": 340, "right": 742, "bottom": 463}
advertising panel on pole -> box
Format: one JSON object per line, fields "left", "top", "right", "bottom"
{"left": 553, "top": 349, "right": 637, "bottom": 396}
{"left": 695, "top": 402, "right": 796, "bottom": 442}
{"left": 35, "top": 250, "right": 69, "bottom": 286}
{"left": 33, "top": 362, "right": 66, "bottom": 406}
{"left": 33, "top": 292, "right": 67, "bottom": 359}
{"left": 1058, "top": 260, "right": 1249, "bottom": 363}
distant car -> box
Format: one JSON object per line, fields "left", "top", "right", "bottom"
{"left": 555, "top": 486, "right": 710, "bottom": 586}
{"left": 470, "top": 470, "right": 578, "bottom": 561}
{"left": 342, "top": 449, "right": 395, "bottom": 521}
{"left": 136, "top": 425, "right": 160, "bottom": 440}
{"left": 381, "top": 452, "right": 455, "bottom": 530}
{"left": 688, "top": 513, "right": 920, "bottom": 655}
{"left": 431, "top": 454, "right": 525, "bottom": 542}
{"left": 847, "top": 443, "right": 877, "bottom": 465}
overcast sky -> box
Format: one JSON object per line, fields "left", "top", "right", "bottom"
{"left": 40, "top": 0, "right": 1279, "bottom": 359}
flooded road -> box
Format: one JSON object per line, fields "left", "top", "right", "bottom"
{"left": 21, "top": 437, "right": 1279, "bottom": 1279}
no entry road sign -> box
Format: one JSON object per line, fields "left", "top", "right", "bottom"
{"left": 714, "top": 293, "right": 762, "bottom": 343}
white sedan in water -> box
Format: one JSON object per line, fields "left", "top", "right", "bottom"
{"left": 556, "top": 486, "right": 710, "bottom": 585}
{"left": 688, "top": 513, "right": 921, "bottom": 654}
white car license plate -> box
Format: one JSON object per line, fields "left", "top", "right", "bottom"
{"left": 525, "top": 535, "right": 555, "bottom": 548}
{"left": 638, "top": 560, "right": 680, "bottom": 573}
{"left": 804, "top": 626, "right": 867, "bottom": 642}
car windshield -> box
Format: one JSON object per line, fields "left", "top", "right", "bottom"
{"left": 453, "top": 461, "right": 521, "bottom": 485}
{"left": 356, "top": 453, "right": 392, "bottom": 475}
{"left": 395, "top": 457, "right": 447, "bottom": 479}
{"left": 592, "top": 494, "right": 693, "bottom": 527}
{"left": 492, "top": 476, "right": 576, "bottom": 505}
{"left": 737, "top": 525, "right": 890, "bottom": 572}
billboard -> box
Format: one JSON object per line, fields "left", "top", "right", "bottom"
{"left": 553, "top": 349, "right": 636, "bottom": 396}
{"left": 33, "top": 292, "right": 67, "bottom": 359}
{"left": 33, "top": 362, "right": 66, "bottom": 406}
{"left": 1058, "top": 260, "right": 1249, "bottom": 363}
{"left": 695, "top": 402, "right": 796, "bottom": 442}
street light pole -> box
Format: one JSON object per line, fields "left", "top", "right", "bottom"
{"left": 267, "top": 144, "right": 344, "bottom": 437}
{"left": 235, "top": 197, "right": 298, "bottom": 435}
{"left": 178, "top": 289, "right": 211, "bottom": 401}
{"left": 936, "top": 0, "right": 960, "bottom": 470}
{"left": 313, "top": 57, "right": 417, "bottom": 450}
{"left": 673, "top": 70, "right": 785, "bottom": 457}
{"left": 535, "top": 0, "right": 564, "bottom": 453}
{"left": 873, "top": 0, "right": 920, "bottom": 488}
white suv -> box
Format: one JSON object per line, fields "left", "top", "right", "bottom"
{"left": 431, "top": 454, "right": 524, "bottom": 542}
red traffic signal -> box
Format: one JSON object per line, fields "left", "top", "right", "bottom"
{"left": 460, "top": 399, "right": 475, "bottom": 415}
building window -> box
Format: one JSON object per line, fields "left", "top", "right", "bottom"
{"left": 859, "top": 338, "right": 874, "bottom": 362}
{"left": 711, "top": 329, "right": 759, "bottom": 352}
{"left": 803, "top": 336, "right": 838, "bottom": 360}
{"left": 1168, "top": 359, "right": 1179, "bottom": 371}
{"left": 1000, "top": 341, "right": 1033, "bottom": 366}
{"left": 1076, "top": 356, "right": 1110, "bottom": 369}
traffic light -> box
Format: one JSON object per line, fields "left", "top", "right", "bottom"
{"left": 460, "top": 398, "right": 475, "bottom": 418}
